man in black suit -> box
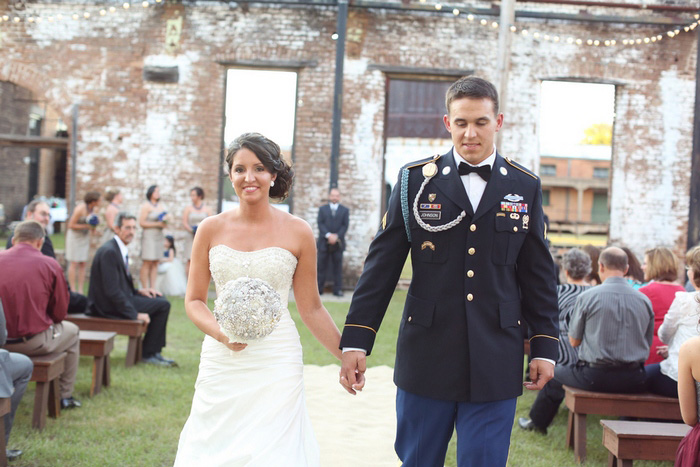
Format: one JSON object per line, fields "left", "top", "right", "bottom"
{"left": 6, "top": 199, "right": 88, "bottom": 314}
{"left": 338, "top": 77, "right": 559, "bottom": 466}
{"left": 87, "top": 213, "right": 176, "bottom": 367}
{"left": 317, "top": 187, "right": 350, "bottom": 297}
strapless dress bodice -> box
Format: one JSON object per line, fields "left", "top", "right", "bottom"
{"left": 209, "top": 245, "right": 298, "bottom": 305}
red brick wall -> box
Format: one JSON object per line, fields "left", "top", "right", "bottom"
{"left": 0, "top": 1, "right": 696, "bottom": 278}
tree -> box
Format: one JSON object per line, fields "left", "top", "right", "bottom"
{"left": 580, "top": 123, "right": 612, "bottom": 145}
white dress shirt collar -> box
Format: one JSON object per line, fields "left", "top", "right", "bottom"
{"left": 452, "top": 146, "right": 497, "bottom": 169}
{"left": 114, "top": 235, "right": 129, "bottom": 265}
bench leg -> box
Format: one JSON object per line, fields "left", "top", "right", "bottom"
{"left": 608, "top": 452, "right": 616, "bottom": 467}
{"left": 126, "top": 336, "right": 140, "bottom": 367}
{"left": 32, "top": 381, "right": 49, "bottom": 430}
{"left": 573, "top": 412, "right": 587, "bottom": 463}
{"left": 91, "top": 356, "right": 105, "bottom": 397}
{"left": 566, "top": 410, "right": 574, "bottom": 449}
{"left": 0, "top": 417, "right": 7, "bottom": 467}
{"left": 103, "top": 355, "right": 111, "bottom": 388}
{"left": 47, "top": 379, "right": 61, "bottom": 419}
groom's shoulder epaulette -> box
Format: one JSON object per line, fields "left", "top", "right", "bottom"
{"left": 403, "top": 154, "right": 442, "bottom": 170}
{"left": 505, "top": 156, "right": 538, "bottom": 180}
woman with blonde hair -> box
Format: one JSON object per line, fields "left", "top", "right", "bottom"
{"left": 645, "top": 246, "right": 700, "bottom": 397}
{"left": 639, "top": 247, "right": 686, "bottom": 365}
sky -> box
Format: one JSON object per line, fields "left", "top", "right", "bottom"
{"left": 224, "top": 69, "right": 297, "bottom": 149}
{"left": 539, "top": 80, "right": 616, "bottom": 159}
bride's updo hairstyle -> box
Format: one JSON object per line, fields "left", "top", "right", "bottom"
{"left": 225, "top": 132, "right": 294, "bottom": 201}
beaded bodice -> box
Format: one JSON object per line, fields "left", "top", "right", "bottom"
{"left": 209, "top": 245, "right": 297, "bottom": 305}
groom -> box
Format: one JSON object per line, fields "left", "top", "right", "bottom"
{"left": 339, "top": 76, "right": 559, "bottom": 466}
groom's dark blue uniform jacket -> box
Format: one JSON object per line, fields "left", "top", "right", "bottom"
{"left": 340, "top": 151, "right": 559, "bottom": 402}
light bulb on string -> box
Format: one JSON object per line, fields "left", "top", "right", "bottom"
{"left": 435, "top": 4, "right": 442, "bottom": 11}
{"left": 123, "top": 2, "right": 130, "bottom": 9}
{"left": 480, "top": 19, "right": 487, "bottom": 25}
{"left": 467, "top": 14, "right": 474, "bottom": 21}
{"left": 452, "top": 8, "right": 459, "bottom": 16}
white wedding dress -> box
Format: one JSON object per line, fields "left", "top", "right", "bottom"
{"left": 174, "top": 246, "right": 319, "bottom": 467}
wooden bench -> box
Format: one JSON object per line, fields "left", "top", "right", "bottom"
{"left": 564, "top": 385, "right": 682, "bottom": 463}
{"left": 65, "top": 314, "right": 147, "bottom": 367}
{"left": 79, "top": 330, "right": 116, "bottom": 397}
{"left": 601, "top": 420, "right": 690, "bottom": 466}
{"left": 0, "top": 397, "right": 10, "bottom": 467}
{"left": 29, "top": 352, "right": 66, "bottom": 430}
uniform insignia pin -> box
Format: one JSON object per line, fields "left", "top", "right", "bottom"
{"left": 504, "top": 193, "right": 524, "bottom": 202}
{"left": 421, "top": 241, "right": 436, "bottom": 251}
{"left": 422, "top": 162, "right": 438, "bottom": 178}
{"left": 510, "top": 213, "right": 520, "bottom": 220}
{"left": 500, "top": 167, "right": 508, "bottom": 176}
{"left": 523, "top": 215, "right": 530, "bottom": 229}
{"left": 442, "top": 166, "right": 451, "bottom": 176}
{"left": 428, "top": 193, "right": 437, "bottom": 202}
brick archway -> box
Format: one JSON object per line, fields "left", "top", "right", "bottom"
{"left": 0, "top": 61, "right": 75, "bottom": 134}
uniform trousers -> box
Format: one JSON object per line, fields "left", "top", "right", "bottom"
{"left": 395, "top": 388, "right": 516, "bottom": 467}
{"left": 2, "top": 352, "right": 33, "bottom": 443}
{"left": 529, "top": 361, "right": 646, "bottom": 429}
{"left": 317, "top": 247, "right": 343, "bottom": 294}
{"left": 4, "top": 322, "right": 79, "bottom": 399}
{"left": 131, "top": 295, "right": 170, "bottom": 358}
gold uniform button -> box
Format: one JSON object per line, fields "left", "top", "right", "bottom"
{"left": 467, "top": 270, "right": 474, "bottom": 278}
{"left": 468, "top": 247, "right": 475, "bottom": 255}
{"left": 408, "top": 316, "right": 412, "bottom": 322}
{"left": 470, "top": 224, "right": 477, "bottom": 232}
{"left": 466, "top": 294, "right": 474, "bottom": 301}
{"left": 513, "top": 226, "right": 518, "bottom": 232}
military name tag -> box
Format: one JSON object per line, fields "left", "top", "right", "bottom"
{"left": 419, "top": 203, "right": 441, "bottom": 210}
{"left": 500, "top": 201, "right": 528, "bottom": 213}
{"left": 419, "top": 211, "right": 441, "bottom": 220}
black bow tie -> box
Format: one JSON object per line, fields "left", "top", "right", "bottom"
{"left": 458, "top": 162, "right": 491, "bottom": 181}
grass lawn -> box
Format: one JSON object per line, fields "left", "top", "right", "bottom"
{"left": 10, "top": 293, "right": 672, "bottom": 466}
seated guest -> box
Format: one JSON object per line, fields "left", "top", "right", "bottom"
{"left": 645, "top": 245, "right": 700, "bottom": 397}
{"left": 519, "top": 247, "right": 653, "bottom": 434}
{"left": 621, "top": 246, "right": 646, "bottom": 289}
{"left": 555, "top": 248, "right": 592, "bottom": 367}
{"left": 582, "top": 244, "right": 601, "bottom": 285}
{"left": 0, "top": 300, "right": 33, "bottom": 462}
{"left": 639, "top": 247, "right": 686, "bottom": 365}
{"left": 0, "top": 221, "right": 81, "bottom": 410}
{"left": 5, "top": 199, "right": 88, "bottom": 315}
{"left": 87, "top": 213, "right": 176, "bottom": 367}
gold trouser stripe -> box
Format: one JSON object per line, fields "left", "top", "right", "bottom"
{"left": 529, "top": 334, "right": 559, "bottom": 342}
{"left": 344, "top": 324, "right": 377, "bottom": 334}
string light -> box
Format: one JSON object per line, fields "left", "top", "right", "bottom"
{"left": 0, "top": 1, "right": 696, "bottom": 49}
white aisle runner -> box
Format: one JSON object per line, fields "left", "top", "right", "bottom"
{"left": 304, "top": 364, "right": 400, "bottom": 467}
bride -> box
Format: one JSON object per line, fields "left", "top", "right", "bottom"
{"left": 174, "top": 133, "right": 342, "bottom": 466}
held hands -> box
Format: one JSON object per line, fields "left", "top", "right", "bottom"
{"left": 339, "top": 351, "right": 366, "bottom": 395}
{"left": 327, "top": 233, "right": 339, "bottom": 245}
{"left": 523, "top": 359, "right": 555, "bottom": 391}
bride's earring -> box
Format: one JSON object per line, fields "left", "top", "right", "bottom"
{"left": 270, "top": 180, "right": 275, "bottom": 187}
